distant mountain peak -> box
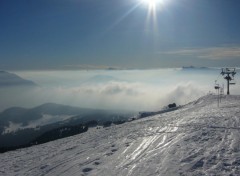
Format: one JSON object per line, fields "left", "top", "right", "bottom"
{"left": 0, "top": 71, "right": 37, "bottom": 87}
{"left": 182, "top": 66, "right": 209, "bottom": 70}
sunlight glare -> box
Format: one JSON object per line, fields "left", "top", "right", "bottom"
{"left": 142, "top": 0, "right": 164, "bottom": 10}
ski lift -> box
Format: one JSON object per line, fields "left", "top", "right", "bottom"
{"left": 221, "top": 68, "right": 224, "bottom": 76}
{"left": 229, "top": 77, "right": 236, "bottom": 85}
{"left": 220, "top": 87, "right": 224, "bottom": 95}
{"left": 214, "top": 81, "right": 220, "bottom": 90}
{"left": 220, "top": 67, "right": 237, "bottom": 95}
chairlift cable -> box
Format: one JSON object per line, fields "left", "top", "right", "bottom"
{"left": 215, "top": 73, "right": 221, "bottom": 83}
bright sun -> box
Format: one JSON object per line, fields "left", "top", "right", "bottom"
{"left": 142, "top": 0, "right": 160, "bottom": 9}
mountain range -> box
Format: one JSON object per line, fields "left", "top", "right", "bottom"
{"left": 0, "top": 103, "right": 135, "bottom": 149}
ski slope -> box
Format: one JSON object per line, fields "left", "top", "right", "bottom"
{"left": 1, "top": 95, "right": 240, "bottom": 176}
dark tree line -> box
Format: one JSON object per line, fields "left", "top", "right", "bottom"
{"left": 31, "top": 124, "right": 88, "bottom": 145}
{"left": 0, "top": 124, "right": 88, "bottom": 153}
{"left": 0, "top": 118, "right": 129, "bottom": 153}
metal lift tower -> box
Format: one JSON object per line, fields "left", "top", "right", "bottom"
{"left": 221, "top": 68, "right": 236, "bottom": 95}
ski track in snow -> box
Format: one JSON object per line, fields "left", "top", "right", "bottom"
{"left": 1, "top": 95, "right": 240, "bottom": 175}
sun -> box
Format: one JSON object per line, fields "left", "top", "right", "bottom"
{"left": 142, "top": 0, "right": 160, "bottom": 9}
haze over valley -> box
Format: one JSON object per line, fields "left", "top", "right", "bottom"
{"left": 2, "top": 67, "right": 239, "bottom": 112}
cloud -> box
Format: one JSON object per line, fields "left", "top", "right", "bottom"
{"left": 60, "top": 64, "right": 123, "bottom": 70}
{"left": 162, "top": 84, "right": 205, "bottom": 105}
{"left": 82, "top": 82, "right": 143, "bottom": 96}
{"left": 161, "top": 46, "right": 240, "bottom": 60}
{"left": 0, "top": 80, "right": 207, "bottom": 112}
{"left": 3, "top": 69, "right": 237, "bottom": 112}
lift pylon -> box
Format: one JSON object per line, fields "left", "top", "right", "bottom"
{"left": 221, "top": 68, "right": 236, "bottom": 95}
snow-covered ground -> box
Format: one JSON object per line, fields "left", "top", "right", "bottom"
{"left": 1, "top": 95, "right": 240, "bottom": 176}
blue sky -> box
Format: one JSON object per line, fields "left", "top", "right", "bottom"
{"left": 1, "top": 0, "right": 240, "bottom": 70}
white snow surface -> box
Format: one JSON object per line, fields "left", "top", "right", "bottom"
{"left": 1, "top": 95, "right": 240, "bottom": 176}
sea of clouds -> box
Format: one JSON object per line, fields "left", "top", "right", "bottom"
{"left": 1, "top": 68, "right": 239, "bottom": 112}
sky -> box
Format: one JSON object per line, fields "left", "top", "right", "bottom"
{"left": 1, "top": 0, "right": 240, "bottom": 70}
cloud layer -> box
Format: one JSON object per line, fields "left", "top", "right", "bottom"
{"left": 1, "top": 69, "right": 239, "bottom": 112}
{"left": 162, "top": 46, "right": 240, "bottom": 60}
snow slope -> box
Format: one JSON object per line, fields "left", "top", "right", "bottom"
{"left": 1, "top": 95, "right": 240, "bottom": 176}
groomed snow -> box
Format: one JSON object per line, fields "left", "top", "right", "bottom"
{"left": 1, "top": 95, "right": 240, "bottom": 176}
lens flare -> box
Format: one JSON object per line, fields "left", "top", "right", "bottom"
{"left": 143, "top": 0, "right": 158, "bottom": 9}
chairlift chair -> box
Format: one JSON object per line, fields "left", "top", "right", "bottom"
{"left": 214, "top": 83, "right": 220, "bottom": 90}
{"left": 229, "top": 77, "right": 236, "bottom": 85}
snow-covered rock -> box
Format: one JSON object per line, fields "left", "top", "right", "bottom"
{"left": 1, "top": 95, "right": 240, "bottom": 176}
